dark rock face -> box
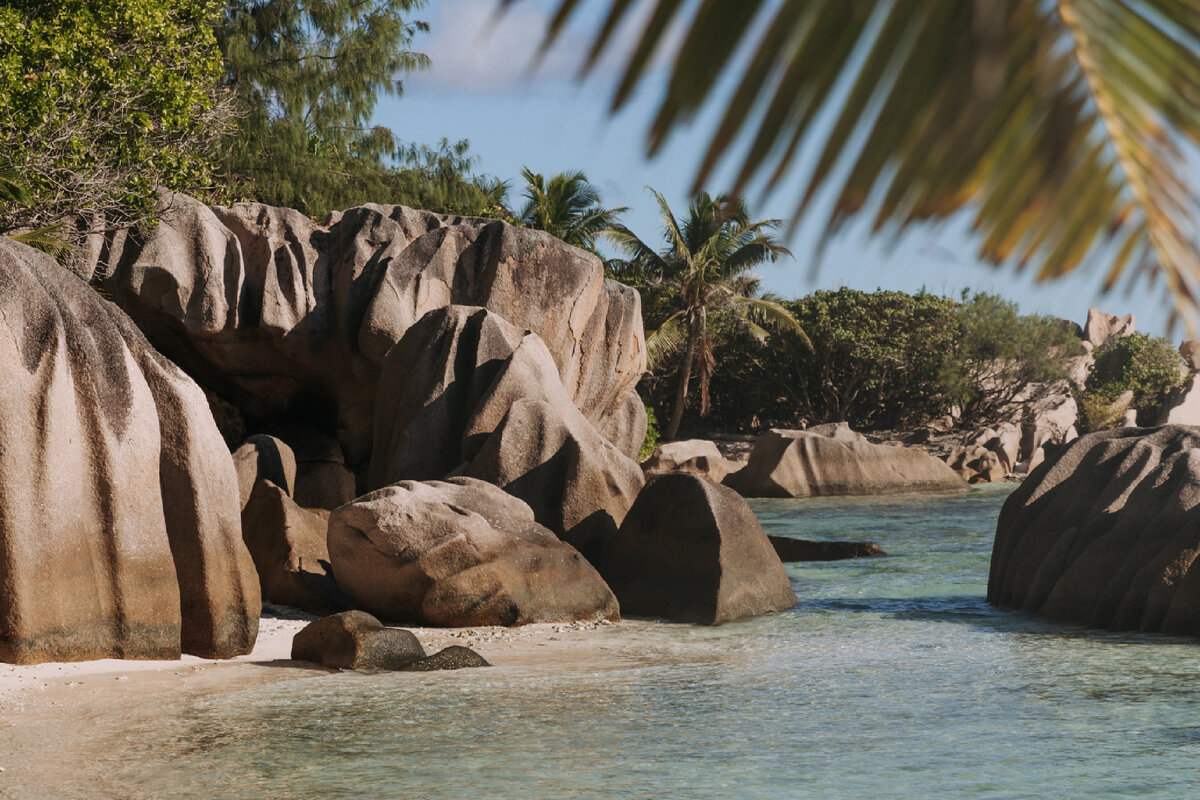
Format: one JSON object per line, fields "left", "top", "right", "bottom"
{"left": 988, "top": 426, "right": 1200, "bottom": 634}
{"left": 405, "top": 645, "right": 491, "bottom": 671}
{"left": 768, "top": 536, "right": 888, "bottom": 562}
{"left": 92, "top": 194, "right": 646, "bottom": 468}
{"left": 233, "top": 435, "right": 296, "bottom": 508}
{"left": 728, "top": 424, "right": 968, "bottom": 498}
{"left": 602, "top": 474, "right": 797, "bottom": 624}
{"left": 328, "top": 477, "right": 620, "bottom": 626}
{"left": 291, "top": 611, "right": 426, "bottom": 670}
{"left": 241, "top": 480, "right": 346, "bottom": 615}
{"left": 0, "top": 238, "right": 260, "bottom": 664}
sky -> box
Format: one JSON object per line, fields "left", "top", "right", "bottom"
{"left": 373, "top": 0, "right": 1177, "bottom": 339}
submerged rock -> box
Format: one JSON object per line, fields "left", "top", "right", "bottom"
{"left": 768, "top": 537, "right": 888, "bottom": 562}
{"left": 0, "top": 238, "right": 260, "bottom": 664}
{"left": 728, "top": 424, "right": 968, "bottom": 498}
{"left": 328, "top": 478, "right": 619, "bottom": 627}
{"left": 988, "top": 426, "right": 1200, "bottom": 634}
{"left": 602, "top": 474, "right": 796, "bottom": 624}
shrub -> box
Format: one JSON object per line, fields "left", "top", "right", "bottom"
{"left": 1076, "top": 333, "right": 1186, "bottom": 430}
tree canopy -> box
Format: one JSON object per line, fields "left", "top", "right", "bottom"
{"left": 0, "top": 0, "right": 228, "bottom": 236}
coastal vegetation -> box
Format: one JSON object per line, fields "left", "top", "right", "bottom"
{"left": 1075, "top": 332, "right": 1187, "bottom": 430}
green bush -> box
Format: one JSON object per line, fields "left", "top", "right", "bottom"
{"left": 639, "top": 403, "right": 661, "bottom": 461}
{"left": 938, "top": 292, "right": 1082, "bottom": 425}
{"left": 1076, "top": 333, "right": 1186, "bottom": 430}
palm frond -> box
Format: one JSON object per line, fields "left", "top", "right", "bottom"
{"left": 645, "top": 310, "right": 686, "bottom": 367}
{"left": 11, "top": 223, "right": 74, "bottom": 261}
{"left": 728, "top": 294, "right": 811, "bottom": 349}
{"left": 528, "top": 0, "right": 1200, "bottom": 325}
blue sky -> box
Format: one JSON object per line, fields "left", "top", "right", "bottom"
{"left": 373, "top": 0, "right": 1175, "bottom": 338}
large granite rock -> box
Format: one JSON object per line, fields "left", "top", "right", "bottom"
{"left": 327, "top": 478, "right": 620, "bottom": 627}
{"left": 241, "top": 480, "right": 344, "bottom": 614}
{"left": 728, "top": 424, "right": 968, "bottom": 498}
{"left": 91, "top": 194, "right": 646, "bottom": 465}
{"left": 602, "top": 474, "right": 797, "bottom": 624}
{"left": 0, "top": 238, "right": 260, "bottom": 664}
{"left": 1158, "top": 376, "right": 1200, "bottom": 426}
{"left": 988, "top": 426, "right": 1200, "bottom": 634}
{"left": 372, "top": 306, "right": 644, "bottom": 557}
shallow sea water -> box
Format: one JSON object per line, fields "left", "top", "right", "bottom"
{"left": 8, "top": 484, "right": 1200, "bottom": 799}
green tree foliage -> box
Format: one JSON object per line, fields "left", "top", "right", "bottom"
{"left": 1076, "top": 332, "right": 1187, "bottom": 430}
{"left": 608, "top": 189, "right": 803, "bottom": 440}
{"left": 0, "top": 0, "right": 227, "bottom": 235}
{"left": 217, "top": 0, "right": 509, "bottom": 218}
{"left": 526, "top": 2, "right": 1200, "bottom": 326}
{"left": 519, "top": 167, "right": 626, "bottom": 252}
{"left": 938, "top": 293, "right": 1082, "bottom": 425}
{"left": 781, "top": 289, "right": 959, "bottom": 430}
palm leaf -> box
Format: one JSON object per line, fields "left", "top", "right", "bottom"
{"left": 522, "top": 0, "right": 1200, "bottom": 326}
{"left": 645, "top": 309, "right": 686, "bottom": 367}
{"left": 11, "top": 223, "right": 74, "bottom": 260}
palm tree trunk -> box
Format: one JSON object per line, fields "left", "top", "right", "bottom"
{"left": 665, "top": 315, "right": 699, "bottom": 441}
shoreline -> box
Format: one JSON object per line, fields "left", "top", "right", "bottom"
{"left": 0, "top": 607, "right": 643, "bottom": 725}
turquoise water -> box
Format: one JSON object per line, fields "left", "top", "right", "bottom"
{"left": 8, "top": 484, "right": 1200, "bottom": 799}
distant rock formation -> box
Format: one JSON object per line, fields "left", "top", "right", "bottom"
{"left": 988, "top": 426, "right": 1200, "bottom": 634}
{"left": 1083, "top": 307, "right": 1135, "bottom": 350}
{"left": 728, "top": 424, "right": 968, "bottom": 498}
{"left": 602, "top": 475, "right": 797, "bottom": 624}
{"left": 0, "top": 238, "right": 260, "bottom": 664}
{"left": 641, "top": 439, "right": 743, "bottom": 484}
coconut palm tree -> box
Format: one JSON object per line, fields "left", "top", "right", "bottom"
{"left": 513, "top": 1, "right": 1200, "bottom": 328}
{"left": 519, "top": 167, "right": 628, "bottom": 252}
{"left": 608, "top": 188, "right": 808, "bottom": 440}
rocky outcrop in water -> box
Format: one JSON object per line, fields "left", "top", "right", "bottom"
{"left": 90, "top": 193, "right": 647, "bottom": 470}
{"left": 768, "top": 537, "right": 888, "bottom": 561}
{"left": 602, "top": 474, "right": 796, "bottom": 624}
{"left": 728, "top": 424, "right": 967, "bottom": 498}
{"left": 988, "top": 426, "right": 1200, "bottom": 634}
{"left": 328, "top": 478, "right": 620, "bottom": 626}
{"left": 0, "top": 238, "right": 260, "bottom": 664}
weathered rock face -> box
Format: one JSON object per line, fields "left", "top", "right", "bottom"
{"left": 729, "top": 424, "right": 968, "bottom": 498}
{"left": 1180, "top": 340, "right": 1200, "bottom": 372}
{"left": 988, "top": 426, "right": 1200, "bottom": 634}
{"left": 290, "top": 610, "right": 486, "bottom": 671}
{"left": 372, "top": 306, "right": 644, "bottom": 557}
{"left": 92, "top": 194, "right": 646, "bottom": 466}
{"left": 1083, "top": 307, "right": 1135, "bottom": 349}
{"left": 241, "top": 480, "right": 344, "bottom": 615}
{"left": 0, "top": 239, "right": 260, "bottom": 664}
{"left": 641, "top": 440, "right": 741, "bottom": 484}
{"left": 1158, "top": 376, "right": 1200, "bottom": 426}
{"left": 327, "top": 478, "right": 620, "bottom": 627}
{"left": 233, "top": 435, "right": 296, "bottom": 508}
{"left": 946, "top": 423, "right": 1021, "bottom": 483}
{"left": 602, "top": 475, "right": 796, "bottom": 624}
